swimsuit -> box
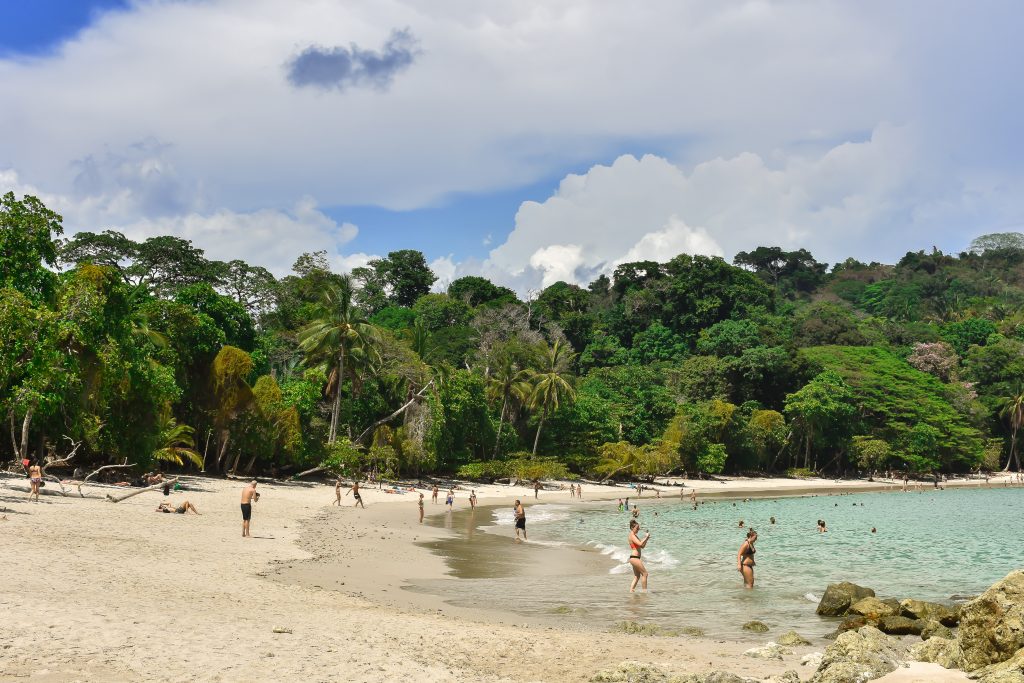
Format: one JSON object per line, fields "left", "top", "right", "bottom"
{"left": 30, "top": 477, "right": 42, "bottom": 484}
{"left": 241, "top": 503, "right": 252, "bottom": 521}
{"left": 176, "top": 505, "right": 187, "bottom": 514}
{"left": 741, "top": 543, "right": 756, "bottom": 567}
{"left": 515, "top": 514, "right": 526, "bottom": 529}
{"left": 630, "top": 538, "right": 642, "bottom": 560}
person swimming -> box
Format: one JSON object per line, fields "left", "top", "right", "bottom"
{"left": 737, "top": 528, "right": 757, "bottom": 589}
{"left": 628, "top": 519, "right": 650, "bottom": 592}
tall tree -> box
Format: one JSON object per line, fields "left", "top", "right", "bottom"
{"left": 0, "top": 192, "right": 63, "bottom": 301}
{"left": 486, "top": 344, "right": 534, "bottom": 459}
{"left": 999, "top": 387, "right": 1024, "bottom": 472}
{"left": 529, "top": 339, "right": 576, "bottom": 455}
{"left": 298, "top": 276, "right": 380, "bottom": 443}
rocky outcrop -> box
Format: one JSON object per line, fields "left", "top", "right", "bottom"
{"left": 670, "top": 673, "right": 748, "bottom": 683}
{"left": 816, "top": 582, "right": 876, "bottom": 617}
{"left": 958, "top": 570, "right": 1024, "bottom": 671}
{"left": 742, "top": 642, "right": 789, "bottom": 660}
{"left": 777, "top": 630, "right": 812, "bottom": 646}
{"left": 801, "top": 652, "right": 824, "bottom": 669}
{"left": 909, "top": 636, "right": 963, "bottom": 669}
{"left": 764, "top": 673, "right": 800, "bottom": 683}
{"left": 967, "top": 647, "right": 1024, "bottom": 683}
{"left": 921, "top": 620, "right": 955, "bottom": 641}
{"left": 809, "top": 626, "right": 907, "bottom": 683}
{"left": 900, "top": 599, "right": 957, "bottom": 626}
{"left": 849, "top": 597, "right": 897, "bottom": 621}
{"left": 741, "top": 620, "right": 769, "bottom": 633}
{"left": 591, "top": 661, "right": 667, "bottom": 682}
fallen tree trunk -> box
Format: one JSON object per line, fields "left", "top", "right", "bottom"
{"left": 105, "top": 477, "right": 179, "bottom": 503}
{"left": 356, "top": 380, "right": 434, "bottom": 444}
{"left": 78, "top": 462, "right": 136, "bottom": 496}
{"left": 293, "top": 466, "right": 326, "bottom": 478}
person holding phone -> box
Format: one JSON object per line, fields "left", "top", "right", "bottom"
{"left": 628, "top": 519, "right": 650, "bottom": 592}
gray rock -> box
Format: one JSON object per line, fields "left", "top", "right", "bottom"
{"left": 968, "top": 647, "right": 1024, "bottom": 683}
{"left": 921, "top": 620, "right": 954, "bottom": 641}
{"left": 900, "top": 598, "right": 955, "bottom": 625}
{"left": 591, "top": 661, "right": 668, "bottom": 682}
{"left": 809, "top": 626, "right": 907, "bottom": 683}
{"left": 816, "top": 582, "right": 876, "bottom": 617}
{"left": 958, "top": 569, "right": 1024, "bottom": 671}
{"left": 777, "top": 630, "right": 812, "bottom": 646}
{"left": 741, "top": 620, "right": 770, "bottom": 633}
{"left": 743, "top": 642, "right": 790, "bottom": 660}
{"left": 849, "top": 597, "right": 896, "bottom": 621}
{"left": 876, "top": 615, "right": 924, "bottom": 636}
{"left": 909, "top": 636, "right": 962, "bottom": 669}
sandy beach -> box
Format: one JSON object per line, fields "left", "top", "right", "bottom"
{"left": 0, "top": 473, "right": 987, "bottom": 682}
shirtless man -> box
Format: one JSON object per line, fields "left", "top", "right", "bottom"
{"left": 514, "top": 499, "right": 527, "bottom": 541}
{"left": 241, "top": 481, "right": 259, "bottom": 537}
{"left": 27, "top": 462, "right": 42, "bottom": 502}
{"left": 347, "top": 481, "right": 365, "bottom": 508}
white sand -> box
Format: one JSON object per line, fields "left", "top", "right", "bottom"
{"left": 0, "top": 473, "right": 996, "bottom": 681}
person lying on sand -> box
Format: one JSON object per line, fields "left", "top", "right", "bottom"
{"left": 156, "top": 501, "right": 200, "bottom": 515}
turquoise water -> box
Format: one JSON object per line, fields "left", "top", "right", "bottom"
{"left": 424, "top": 487, "right": 1024, "bottom": 638}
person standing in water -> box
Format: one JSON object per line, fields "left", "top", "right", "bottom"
{"left": 513, "top": 499, "right": 527, "bottom": 541}
{"left": 347, "top": 481, "right": 365, "bottom": 508}
{"left": 240, "top": 480, "right": 259, "bottom": 537}
{"left": 432, "top": 485, "right": 439, "bottom": 504}
{"left": 628, "top": 519, "right": 650, "bottom": 592}
{"left": 737, "top": 528, "right": 757, "bottom": 588}
{"left": 469, "top": 489, "right": 477, "bottom": 510}
{"left": 418, "top": 493, "right": 424, "bottom": 523}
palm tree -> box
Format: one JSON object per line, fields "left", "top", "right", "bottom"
{"left": 298, "top": 276, "right": 380, "bottom": 443}
{"left": 152, "top": 406, "right": 203, "bottom": 468}
{"left": 1000, "top": 387, "right": 1024, "bottom": 472}
{"left": 529, "top": 339, "right": 576, "bottom": 456}
{"left": 487, "top": 352, "right": 534, "bottom": 459}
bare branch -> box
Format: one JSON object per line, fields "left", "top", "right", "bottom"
{"left": 105, "top": 477, "right": 179, "bottom": 503}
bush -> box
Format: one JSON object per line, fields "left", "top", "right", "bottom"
{"left": 456, "top": 460, "right": 510, "bottom": 480}
{"left": 785, "top": 467, "right": 816, "bottom": 479}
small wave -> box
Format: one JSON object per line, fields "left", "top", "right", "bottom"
{"left": 588, "top": 541, "right": 679, "bottom": 574}
{"left": 492, "top": 504, "right": 572, "bottom": 526}
{"left": 804, "top": 592, "right": 819, "bottom": 603}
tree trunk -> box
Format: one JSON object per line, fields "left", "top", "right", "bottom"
{"left": 493, "top": 396, "right": 508, "bottom": 460}
{"left": 106, "top": 477, "right": 180, "bottom": 503}
{"left": 1004, "top": 428, "right": 1018, "bottom": 472}
{"left": 242, "top": 452, "right": 258, "bottom": 474}
{"left": 8, "top": 410, "right": 17, "bottom": 459}
{"left": 328, "top": 350, "right": 345, "bottom": 444}
{"left": 215, "top": 431, "right": 230, "bottom": 471}
{"left": 19, "top": 407, "right": 33, "bottom": 460}
{"left": 229, "top": 447, "right": 243, "bottom": 474}
{"left": 532, "top": 402, "right": 548, "bottom": 456}
{"left": 355, "top": 380, "right": 434, "bottom": 444}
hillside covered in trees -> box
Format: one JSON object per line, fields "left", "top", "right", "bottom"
{"left": 4, "top": 191, "right": 1024, "bottom": 481}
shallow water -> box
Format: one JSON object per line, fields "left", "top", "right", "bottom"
{"left": 417, "top": 486, "right": 1024, "bottom": 638}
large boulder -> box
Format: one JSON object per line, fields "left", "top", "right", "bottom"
{"left": 809, "top": 626, "right": 907, "bottom": 683}
{"left": 849, "top": 597, "right": 897, "bottom": 621}
{"left": 777, "top": 630, "right": 812, "bottom": 646}
{"left": 741, "top": 620, "right": 769, "bottom": 633}
{"left": 900, "top": 599, "right": 956, "bottom": 625}
{"left": 958, "top": 570, "right": 1024, "bottom": 671}
{"left": 967, "top": 647, "right": 1024, "bottom": 683}
{"left": 921, "top": 620, "right": 955, "bottom": 641}
{"left": 877, "top": 615, "right": 925, "bottom": 636}
{"left": 909, "top": 636, "right": 963, "bottom": 669}
{"left": 816, "top": 582, "right": 876, "bottom": 616}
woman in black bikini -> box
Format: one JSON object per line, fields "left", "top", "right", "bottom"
{"left": 628, "top": 519, "right": 650, "bottom": 592}
{"left": 737, "top": 528, "right": 757, "bottom": 589}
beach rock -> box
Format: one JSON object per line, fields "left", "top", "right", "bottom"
{"left": 882, "top": 598, "right": 902, "bottom": 612}
{"left": 741, "top": 620, "right": 770, "bottom": 633}
{"left": 809, "top": 626, "right": 907, "bottom": 683}
{"left": 679, "top": 626, "right": 706, "bottom": 637}
{"left": 765, "top": 673, "right": 800, "bottom": 683}
{"left": 921, "top": 620, "right": 955, "bottom": 641}
{"left": 669, "top": 672, "right": 749, "bottom": 683}
{"left": 877, "top": 615, "right": 925, "bottom": 636}
{"left": 801, "top": 652, "right": 824, "bottom": 668}
{"left": 958, "top": 569, "right": 1024, "bottom": 671}
{"left": 816, "top": 582, "right": 876, "bottom": 617}
{"left": 909, "top": 636, "right": 963, "bottom": 669}
{"left": 777, "top": 630, "right": 812, "bottom": 646}
{"left": 272, "top": 627, "right": 292, "bottom": 634}
{"left": 900, "top": 598, "right": 955, "bottom": 625}
{"left": 968, "top": 647, "right": 1024, "bottom": 683}
{"left": 849, "top": 597, "right": 897, "bottom": 621}
{"left": 838, "top": 616, "right": 868, "bottom": 633}
{"left": 616, "top": 621, "right": 663, "bottom": 636}
{"left": 743, "top": 642, "right": 789, "bottom": 660}
{"left": 591, "top": 661, "right": 668, "bottom": 682}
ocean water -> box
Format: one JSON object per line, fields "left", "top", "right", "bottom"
{"left": 418, "top": 486, "right": 1024, "bottom": 638}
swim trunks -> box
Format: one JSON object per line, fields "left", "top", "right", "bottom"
{"left": 515, "top": 517, "right": 526, "bottom": 530}
{"left": 241, "top": 503, "right": 252, "bottom": 521}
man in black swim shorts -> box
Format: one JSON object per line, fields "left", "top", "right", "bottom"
{"left": 241, "top": 480, "right": 259, "bottom": 537}
{"left": 514, "top": 499, "right": 527, "bottom": 542}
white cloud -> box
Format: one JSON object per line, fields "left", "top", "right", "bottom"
{"left": 429, "top": 254, "right": 456, "bottom": 291}
{"left": 617, "top": 218, "right": 723, "bottom": 265}
{"left": 528, "top": 244, "right": 585, "bottom": 288}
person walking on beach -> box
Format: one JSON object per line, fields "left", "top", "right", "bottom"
{"left": 514, "top": 499, "right": 527, "bottom": 541}
{"left": 334, "top": 478, "right": 343, "bottom": 506}
{"left": 347, "top": 481, "right": 365, "bottom": 508}
{"left": 241, "top": 481, "right": 259, "bottom": 537}
{"left": 534, "top": 480, "right": 541, "bottom": 499}
{"left": 27, "top": 462, "right": 42, "bottom": 502}
{"left": 469, "top": 489, "right": 477, "bottom": 510}
{"left": 432, "top": 485, "right": 439, "bottom": 503}
{"left": 445, "top": 488, "right": 454, "bottom": 509}
{"left": 628, "top": 519, "right": 650, "bottom": 592}
{"left": 418, "top": 493, "right": 425, "bottom": 524}
{"left": 737, "top": 529, "right": 757, "bottom": 588}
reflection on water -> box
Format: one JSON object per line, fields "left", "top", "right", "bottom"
{"left": 414, "top": 487, "right": 1024, "bottom": 638}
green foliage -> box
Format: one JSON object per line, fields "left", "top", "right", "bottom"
{"left": 0, "top": 192, "right": 63, "bottom": 301}
{"left": 941, "top": 318, "right": 998, "bottom": 356}
{"left": 697, "top": 443, "right": 728, "bottom": 474}
{"left": 412, "top": 293, "right": 472, "bottom": 332}
{"left": 370, "top": 305, "right": 416, "bottom": 331}
{"left": 851, "top": 435, "right": 891, "bottom": 470}
{"left": 449, "top": 276, "right": 517, "bottom": 308}
{"left": 320, "top": 437, "right": 365, "bottom": 475}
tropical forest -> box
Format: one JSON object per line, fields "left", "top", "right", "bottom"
{"left": 4, "top": 191, "right": 1024, "bottom": 482}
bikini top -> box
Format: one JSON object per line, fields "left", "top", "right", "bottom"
{"left": 743, "top": 542, "right": 756, "bottom": 556}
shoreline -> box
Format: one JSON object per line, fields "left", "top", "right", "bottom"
{"left": 1, "top": 472, "right": 1000, "bottom": 681}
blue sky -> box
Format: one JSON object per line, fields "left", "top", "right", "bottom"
{"left": 1, "top": 1, "right": 1022, "bottom": 290}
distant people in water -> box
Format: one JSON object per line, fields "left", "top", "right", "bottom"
{"left": 738, "top": 520, "right": 744, "bottom": 528}
{"left": 769, "top": 516, "right": 776, "bottom": 525}
{"left": 469, "top": 489, "right": 477, "bottom": 509}
{"left": 871, "top": 527, "right": 877, "bottom": 533}
{"left": 817, "top": 519, "right": 828, "bottom": 533}
{"left": 628, "top": 519, "right": 651, "bottom": 592}
{"left": 632, "top": 505, "right": 640, "bottom": 519}
{"left": 445, "top": 488, "right": 454, "bottom": 508}
{"left": 617, "top": 499, "right": 624, "bottom": 512}
{"left": 513, "top": 499, "right": 527, "bottom": 541}
{"left": 738, "top": 528, "right": 757, "bottom": 588}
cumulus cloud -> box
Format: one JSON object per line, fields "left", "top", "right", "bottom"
{"left": 286, "top": 29, "right": 419, "bottom": 91}
{"left": 429, "top": 254, "right": 457, "bottom": 291}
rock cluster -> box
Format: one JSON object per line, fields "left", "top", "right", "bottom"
{"left": 815, "top": 581, "right": 961, "bottom": 639}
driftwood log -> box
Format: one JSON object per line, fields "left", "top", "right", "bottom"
{"left": 105, "top": 477, "right": 180, "bottom": 503}
{"left": 78, "top": 461, "right": 136, "bottom": 496}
